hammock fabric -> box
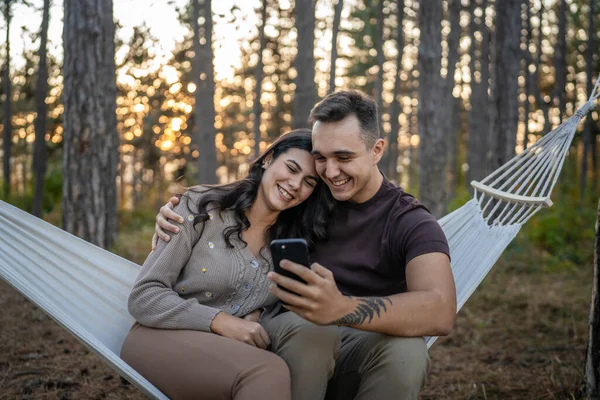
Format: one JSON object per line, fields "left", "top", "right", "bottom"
{"left": 0, "top": 83, "right": 598, "bottom": 399}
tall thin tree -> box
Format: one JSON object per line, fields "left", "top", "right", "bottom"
{"left": 532, "top": 3, "right": 551, "bottom": 134}
{"left": 522, "top": 0, "right": 532, "bottom": 150}
{"left": 418, "top": 0, "right": 446, "bottom": 217}
{"left": 2, "top": 0, "right": 11, "bottom": 198}
{"left": 32, "top": 0, "right": 50, "bottom": 217}
{"left": 467, "top": 0, "right": 490, "bottom": 184}
{"left": 192, "top": 0, "right": 217, "bottom": 183}
{"left": 375, "top": 0, "right": 385, "bottom": 141}
{"left": 329, "top": 0, "right": 343, "bottom": 94}
{"left": 387, "top": 0, "right": 404, "bottom": 180}
{"left": 489, "top": 0, "right": 521, "bottom": 170}
{"left": 444, "top": 0, "right": 462, "bottom": 198}
{"left": 580, "top": 0, "right": 596, "bottom": 197}
{"left": 584, "top": 198, "right": 600, "bottom": 397}
{"left": 292, "top": 0, "right": 316, "bottom": 129}
{"left": 553, "top": 0, "right": 567, "bottom": 124}
{"left": 62, "top": 0, "right": 119, "bottom": 249}
{"left": 253, "top": 0, "right": 267, "bottom": 158}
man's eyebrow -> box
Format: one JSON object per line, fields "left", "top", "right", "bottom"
{"left": 333, "top": 150, "right": 356, "bottom": 156}
{"left": 310, "top": 150, "right": 357, "bottom": 156}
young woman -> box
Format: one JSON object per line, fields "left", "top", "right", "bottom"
{"left": 120, "top": 129, "right": 334, "bottom": 400}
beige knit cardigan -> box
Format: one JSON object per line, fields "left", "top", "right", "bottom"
{"left": 128, "top": 190, "right": 279, "bottom": 331}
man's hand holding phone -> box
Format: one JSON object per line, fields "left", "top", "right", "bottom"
{"left": 267, "top": 248, "right": 354, "bottom": 326}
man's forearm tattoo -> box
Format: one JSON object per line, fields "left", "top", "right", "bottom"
{"left": 332, "top": 297, "right": 393, "bottom": 326}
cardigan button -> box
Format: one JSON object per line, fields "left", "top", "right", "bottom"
{"left": 250, "top": 260, "right": 259, "bottom": 269}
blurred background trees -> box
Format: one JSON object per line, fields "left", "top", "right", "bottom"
{"left": 0, "top": 0, "right": 598, "bottom": 248}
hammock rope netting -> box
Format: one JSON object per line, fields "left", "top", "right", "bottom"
{"left": 1, "top": 81, "right": 598, "bottom": 399}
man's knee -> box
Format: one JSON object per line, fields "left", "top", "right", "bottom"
{"left": 271, "top": 313, "right": 341, "bottom": 356}
{"left": 367, "top": 336, "right": 429, "bottom": 388}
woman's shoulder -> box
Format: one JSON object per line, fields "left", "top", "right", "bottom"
{"left": 177, "top": 186, "right": 229, "bottom": 217}
{"left": 181, "top": 185, "right": 212, "bottom": 201}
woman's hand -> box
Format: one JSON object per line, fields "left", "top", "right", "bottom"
{"left": 151, "top": 196, "right": 183, "bottom": 250}
{"left": 210, "top": 312, "right": 271, "bottom": 349}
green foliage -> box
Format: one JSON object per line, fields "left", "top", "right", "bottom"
{"left": 447, "top": 185, "right": 472, "bottom": 213}
{"left": 445, "top": 164, "right": 599, "bottom": 273}
{"left": 112, "top": 205, "right": 157, "bottom": 265}
{"left": 521, "top": 189, "right": 597, "bottom": 268}
{"left": 504, "top": 161, "right": 599, "bottom": 271}
{"left": 0, "top": 167, "right": 62, "bottom": 215}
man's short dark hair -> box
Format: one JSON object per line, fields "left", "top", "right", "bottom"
{"left": 308, "top": 90, "right": 380, "bottom": 148}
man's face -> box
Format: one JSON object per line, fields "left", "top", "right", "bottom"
{"left": 311, "top": 115, "right": 384, "bottom": 203}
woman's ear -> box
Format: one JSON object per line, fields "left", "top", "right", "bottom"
{"left": 262, "top": 153, "right": 273, "bottom": 169}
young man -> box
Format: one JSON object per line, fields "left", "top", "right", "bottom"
{"left": 153, "top": 90, "right": 456, "bottom": 400}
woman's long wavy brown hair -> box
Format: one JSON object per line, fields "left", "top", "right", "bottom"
{"left": 182, "top": 129, "right": 335, "bottom": 252}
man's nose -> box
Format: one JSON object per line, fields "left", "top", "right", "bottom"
{"left": 325, "top": 160, "right": 340, "bottom": 179}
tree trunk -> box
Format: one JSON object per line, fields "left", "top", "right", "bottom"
{"left": 580, "top": 0, "right": 595, "bottom": 199}
{"left": 132, "top": 149, "right": 140, "bottom": 208}
{"left": 387, "top": 0, "right": 405, "bottom": 181}
{"left": 253, "top": 0, "right": 267, "bottom": 158}
{"left": 375, "top": 0, "right": 385, "bottom": 143}
{"left": 584, "top": 198, "right": 600, "bottom": 398}
{"left": 522, "top": 0, "right": 532, "bottom": 150}
{"left": 418, "top": 0, "right": 446, "bottom": 217}
{"left": 193, "top": 0, "right": 217, "bottom": 184}
{"left": 292, "top": 0, "right": 316, "bottom": 129}
{"left": 32, "top": 0, "right": 50, "bottom": 217}
{"left": 532, "top": 4, "right": 551, "bottom": 135}
{"left": 2, "top": 0, "right": 11, "bottom": 198}
{"left": 489, "top": 0, "right": 521, "bottom": 171}
{"left": 467, "top": 0, "right": 490, "bottom": 185}
{"left": 62, "top": 0, "right": 118, "bottom": 249}
{"left": 444, "top": 0, "right": 461, "bottom": 199}
{"left": 553, "top": 0, "right": 567, "bottom": 125}
{"left": 329, "top": 0, "right": 343, "bottom": 94}
{"left": 588, "top": 0, "right": 597, "bottom": 191}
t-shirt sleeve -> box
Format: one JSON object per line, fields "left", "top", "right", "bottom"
{"left": 394, "top": 206, "right": 450, "bottom": 265}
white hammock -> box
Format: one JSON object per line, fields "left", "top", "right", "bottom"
{"left": 0, "top": 83, "right": 598, "bottom": 399}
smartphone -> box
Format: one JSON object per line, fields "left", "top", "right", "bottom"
{"left": 270, "top": 238, "right": 310, "bottom": 285}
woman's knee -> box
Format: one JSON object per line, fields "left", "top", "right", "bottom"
{"left": 238, "top": 351, "right": 291, "bottom": 388}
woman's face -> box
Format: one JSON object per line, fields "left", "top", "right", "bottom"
{"left": 259, "top": 148, "right": 319, "bottom": 212}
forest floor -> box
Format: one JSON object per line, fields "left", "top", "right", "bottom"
{"left": 0, "top": 223, "right": 592, "bottom": 399}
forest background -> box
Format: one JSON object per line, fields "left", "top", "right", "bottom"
{"left": 0, "top": 0, "right": 599, "bottom": 398}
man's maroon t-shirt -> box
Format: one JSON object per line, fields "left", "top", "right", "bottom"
{"left": 311, "top": 177, "right": 450, "bottom": 297}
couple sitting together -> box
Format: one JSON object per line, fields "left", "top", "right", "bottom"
{"left": 120, "top": 90, "right": 457, "bottom": 400}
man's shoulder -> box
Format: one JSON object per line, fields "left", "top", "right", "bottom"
{"left": 380, "top": 180, "right": 432, "bottom": 220}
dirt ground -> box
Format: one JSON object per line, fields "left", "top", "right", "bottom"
{"left": 0, "top": 243, "right": 591, "bottom": 399}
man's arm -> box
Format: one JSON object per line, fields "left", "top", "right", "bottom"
{"left": 334, "top": 253, "right": 456, "bottom": 336}
{"left": 268, "top": 253, "right": 456, "bottom": 337}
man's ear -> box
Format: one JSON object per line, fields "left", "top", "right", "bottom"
{"left": 262, "top": 153, "right": 273, "bottom": 169}
{"left": 372, "top": 138, "right": 385, "bottom": 164}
